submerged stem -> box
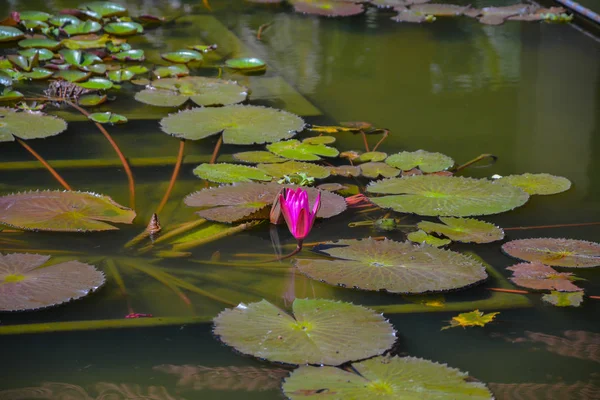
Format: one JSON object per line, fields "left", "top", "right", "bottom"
{"left": 361, "top": 131, "right": 370, "bottom": 152}
{"left": 453, "top": 153, "right": 497, "bottom": 172}
{"left": 209, "top": 135, "right": 223, "bottom": 164}
{"left": 156, "top": 139, "right": 185, "bottom": 215}
{"left": 16, "top": 138, "right": 72, "bottom": 191}
{"left": 371, "top": 129, "right": 389, "bottom": 152}
{"left": 504, "top": 222, "right": 600, "bottom": 231}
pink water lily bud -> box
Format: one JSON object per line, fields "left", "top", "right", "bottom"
{"left": 279, "top": 188, "right": 321, "bottom": 241}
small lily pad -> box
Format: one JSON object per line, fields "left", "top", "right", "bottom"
{"left": 193, "top": 163, "right": 273, "bottom": 184}
{"left": 22, "top": 68, "right": 53, "bottom": 80}
{"left": 18, "top": 38, "right": 61, "bottom": 50}
{"left": 542, "top": 291, "right": 584, "bottom": 307}
{"left": 213, "top": 298, "right": 395, "bottom": 365}
{"left": 77, "top": 77, "right": 113, "bottom": 90}
{"left": 19, "top": 11, "right": 52, "bottom": 22}
{"left": 78, "top": 93, "right": 107, "bottom": 106}
{"left": 417, "top": 217, "right": 504, "bottom": 243}
{"left": 442, "top": 310, "right": 499, "bottom": 330}
{"left": 502, "top": 238, "right": 600, "bottom": 268}
{"left": 0, "top": 88, "right": 24, "bottom": 102}
{"left": 233, "top": 151, "right": 287, "bottom": 164}
{"left": 327, "top": 165, "right": 361, "bottom": 177}
{"left": 507, "top": 262, "right": 582, "bottom": 292}
{"left": 292, "top": 0, "right": 365, "bottom": 17}
{"left": 360, "top": 162, "right": 401, "bottom": 179}
{"left": 54, "top": 69, "right": 91, "bottom": 82}
{"left": 0, "top": 27, "right": 24, "bottom": 43}
{"left": 302, "top": 135, "right": 336, "bottom": 145}
{"left": 62, "top": 20, "right": 102, "bottom": 36}
{"left": 107, "top": 69, "right": 135, "bottom": 83}
{"left": 104, "top": 21, "right": 143, "bottom": 36}
{"left": 0, "top": 253, "right": 105, "bottom": 312}
{"left": 407, "top": 230, "right": 451, "bottom": 247}
{"left": 88, "top": 112, "right": 127, "bottom": 124}
{"left": 153, "top": 64, "right": 189, "bottom": 79}
{"left": 283, "top": 356, "right": 493, "bottom": 399}
{"left": 79, "top": 1, "right": 128, "bottom": 19}
{"left": 62, "top": 34, "right": 122, "bottom": 50}
{"left": 295, "top": 238, "right": 487, "bottom": 293}
{"left": 267, "top": 139, "right": 339, "bottom": 161}
{"left": 0, "top": 190, "right": 136, "bottom": 231}
{"left": 49, "top": 14, "right": 81, "bottom": 27}
{"left": 112, "top": 49, "right": 144, "bottom": 61}
{"left": 257, "top": 161, "right": 330, "bottom": 179}
{"left": 59, "top": 49, "right": 101, "bottom": 69}
{"left": 0, "top": 108, "right": 67, "bottom": 142}
{"left": 18, "top": 48, "right": 54, "bottom": 62}
{"left": 161, "top": 49, "right": 203, "bottom": 64}
{"left": 355, "top": 151, "right": 387, "bottom": 163}
{"left": 498, "top": 173, "right": 571, "bottom": 195}
{"left": 410, "top": 3, "right": 470, "bottom": 16}
{"left": 386, "top": 150, "right": 454, "bottom": 173}
{"left": 225, "top": 57, "right": 266, "bottom": 71}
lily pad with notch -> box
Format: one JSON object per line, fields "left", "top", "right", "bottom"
{"left": 213, "top": 298, "right": 395, "bottom": 365}
{"left": 292, "top": 0, "right": 365, "bottom": 17}
{"left": 62, "top": 20, "right": 102, "bottom": 36}
{"left": 498, "top": 173, "right": 571, "bottom": 195}
{"left": 417, "top": 217, "right": 504, "bottom": 243}
{"left": 407, "top": 230, "right": 451, "bottom": 247}
{"left": 192, "top": 163, "right": 273, "bottom": 184}
{"left": 153, "top": 64, "right": 189, "bottom": 79}
{"left": 233, "top": 150, "right": 287, "bottom": 164}
{"left": 59, "top": 49, "right": 102, "bottom": 69}
{"left": 257, "top": 161, "right": 330, "bottom": 179}
{"left": 112, "top": 49, "right": 145, "bottom": 61}
{"left": 18, "top": 48, "right": 54, "bottom": 62}
{"left": 506, "top": 262, "right": 582, "bottom": 292}
{"left": 0, "top": 108, "right": 67, "bottom": 142}
{"left": 385, "top": 149, "right": 454, "bottom": 173}
{"left": 78, "top": 1, "right": 128, "bottom": 19}
{"left": 104, "top": 21, "right": 143, "bottom": 36}
{"left": 88, "top": 112, "right": 127, "bottom": 124}
{"left": 360, "top": 162, "right": 401, "bottom": 179}
{"left": 502, "top": 238, "right": 600, "bottom": 268}
{"left": 107, "top": 69, "right": 135, "bottom": 83}
{"left": 295, "top": 238, "right": 488, "bottom": 293}
{"left": 542, "top": 291, "right": 584, "bottom": 307}
{"left": 266, "top": 139, "right": 339, "bottom": 161}
{"left": 0, "top": 26, "right": 25, "bottom": 43}
{"left": 355, "top": 151, "right": 387, "bottom": 163}
{"left": 161, "top": 49, "right": 203, "bottom": 64}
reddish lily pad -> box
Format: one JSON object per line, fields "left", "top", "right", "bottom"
{"left": 0, "top": 253, "right": 105, "bottom": 311}
{"left": 502, "top": 238, "right": 600, "bottom": 268}
{"left": 0, "top": 191, "right": 136, "bottom": 232}
{"left": 506, "top": 262, "right": 582, "bottom": 292}
{"left": 417, "top": 217, "right": 504, "bottom": 243}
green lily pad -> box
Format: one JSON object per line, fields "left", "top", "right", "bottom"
{"left": 385, "top": 150, "right": 454, "bottom": 173}
{"left": 257, "top": 161, "right": 330, "bottom": 179}
{"left": 161, "top": 49, "right": 203, "bottom": 64}
{"left": 78, "top": 93, "right": 107, "bottom": 107}
{"left": 327, "top": 165, "right": 361, "bottom": 177}
{"left": 502, "top": 238, "right": 600, "bottom": 268}
{"left": 410, "top": 3, "right": 470, "bottom": 16}
{"left": 185, "top": 182, "right": 345, "bottom": 223}
{"left": 104, "top": 21, "right": 143, "bottom": 36}
{"left": 193, "top": 163, "right": 272, "bottom": 184}
{"left": 77, "top": 77, "right": 113, "bottom": 90}
{"left": 59, "top": 49, "right": 102, "bottom": 68}
{"left": 62, "top": 20, "right": 102, "bottom": 36}
{"left": 187, "top": 44, "right": 218, "bottom": 52}
{"left": 233, "top": 150, "right": 287, "bottom": 164}
{"left": 19, "top": 11, "right": 52, "bottom": 22}
{"left": 295, "top": 238, "right": 487, "bottom": 293}
{"left": 161, "top": 105, "right": 304, "bottom": 145}
{"left": 18, "top": 38, "right": 61, "bottom": 50}
{"left": 88, "top": 112, "right": 127, "bottom": 124}
{"left": 407, "top": 230, "right": 451, "bottom": 247}
{"left": 0, "top": 253, "right": 105, "bottom": 312}
{"left": 213, "top": 298, "right": 395, "bottom": 365}
{"left": 0, "top": 27, "right": 24, "bottom": 43}
{"left": 79, "top": 1, "right": 128, "bottom": 19}
{"left": 266, "top": 139, "right": 339, "bottom": 161}
{"left": 152, "top": 64, "right": 189, "bottom": 79}
{"left": 62, "top": 34, "right": 119, "bottom": 50}
{"left": 498, "top": 173, "right": 571, "bottom": 195}
{"left": 302, "top": 136, "right": 336, "bottom": 145}
{"left": 442, "top": 310, "right": 500, "bottom": 330}
{"left": 136, "top": 77, "right": 248, "bottom": 107}
{"left": 22, "top": 68, "right": 53, "bottom": 80}
{"left": 107, "top": 69, "right": 135, "bottom": 83}
{"left": 53, "top": 69, "right": 91, "bottom": 82}
{"left": 0, "top": 88, "right": 24, "bottom": 102}
{"left": 7, "top": 54, "right": 38, "bottom": 72}
{"left": 125, "top": 65, "right": 148, "bottom": 75}
{"left": 0, "top": 71, "right": 14, "bottom": 87}
{"left": 355, "top": 151, "right": 387, "bottom": 163}
{"left": 507, "top": 262, "right": 582, "bottom": 292}
{"left": 49, "top": 14, "right": 81, "bottom": 27}
{"left": 0, "top": 190, "right": 136, "bottom": 231}
{"left": 18, "top": 48, "right": 54, "bottom": 62}
{"left": 360, "top": 162, "right": 401, "bottom": 179}
{"left": 292, "top": 0, "right": 365, "bottom": 16}
{"left": 282, "top": 355, "right": 493, "bottom": 399}
{"left": 112, "top": 49, "right": 144, "bottom": 61}
{"left": 417, "top": 217, "right": 504, "bottom": 243}
{"left": 368, "top": 175, "right": 529, "bottom": 217}
{"left": 21, "top": 20, "right": 49, "bottom": 30}
{"left": 225, "top": 57, "right": 266, "bottom": 71}
{"left": 542, "top": 291, "right": 584, "bottom": 307}
{"left": 0, "top": 108, "right": 67, "bottom": 142}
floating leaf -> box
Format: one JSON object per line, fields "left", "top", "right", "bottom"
{"left": 360, "top": 162, "right": 401, "bottom": 179}
{"left": 498, "top": 173, "right": 571, "bottom": 195}
{"left": 409, "top": 3, "right": 470, "bottom": 16}
{"left": 417, "top": 217, "right": 504, "bottom": 243}
{"left": 136, "top": 77, "right": 248, "bottom": 107}
{"left": 125, "top": 65, "right": 148, "bottom": 75}
{"left": 292, "top": 0, "right": 365, "bottom": 17}
{"left": 267, "top": 139, "right": 339, "bottom": 161}
{"left": 49, "top": 14, "right": 81, "bottom": 27}
{"left": 62, "top": 20, "right": 102, "bottom": 36}
{"left": 303, "top": 136, "right": 336, "bottom": 145}
{"left": 368, "top": 175, "right": 529, "bottom": 217}
{"left": 542, "top": 291, "right": 584, "bottom": 307}
{"left": 0, "top": 191, "right": 136, "bottom": 231}
{"left": 88, "top": 112, "right": 127, "bottom": 124}
{"left": 107, "top": 69, "right": 135, "bottom": 83}
{"left": 257, "top": 161, "right": 330, "bottom": 179}
{"left": 59, "top": 49, "right": 102, "bottom": 68}
{"left": 0, "top": 108, "right": 67, "bottom": 142}
{"left": 62, "top": 34, "right": 123, "bottom": 50}
{"left": 78, "top": 93, "right": 106, "bottom": 106}
{"left": 283, "top": 355, "right": 493, "bottom": 399}
{"left": 112, "top": 49, "right": 144, "bottom": 61}
{"left": 185, "top": 182, "right": 345, "bottom": 223}
{"left": 0, "top": 88, "right": 24, "bottom": 102}
{"left": 19, "top": 11, "right": 52, "bottom": 22}
{"left": 77, "top": 77, "right": 113, "bottom": 90}
{"left": 506, "top": 262, "right": 582, "bottom": 292}
{"left": 502, "top": 238, "right": 600, "bottom": 268}
{"left": 0, "top": 27, "right": 24, "bottom": 43}
{"left": 355, "top": 151, "right": 387, "bottom": 163}
{"left": 233, "top": 150, "right": 286, "bottom": 164}
{"left": 385, "top": 150, "right": 454, "bottom": 173}
{"left": 442, "top": 310, "right": 499, "bottom": 330}
{"left": 295, "top": 238, "right": 487, "bottom": 293}
{"left": 161, "top": 105, "right": 304, "bottom": 145}
{"left": 22, "top": 68, "right": 53, "bottom": 80}
{"left": 153, "top": 64, "right": 189, "bottom": 79}
{"left": 104, "top": 21, "right": 143, "bottom": 36}
{"left": 18, "top": 38, "right": 61, "bottom": 50}
{"left": 0, "top": 253, "right": 105, "bottom": 312}
{"left": 213, "top": 298, "right": 395, "bottom": 365}
{"left": 225, "top": 57, "right": 266, "bottom": 71}
{"left": 79, "top": 1, "right": 128, "bottom": 19}
{"left": 474, "top": 4, "right": 534, "bottom": 25}
{"left": 53, "top": 69, "right": 91, "bottom": 82}
{"left": 327, "top": 165, "right": 361, "bottom": 177}
{"left": 193, "top": 163, "right": 272, "bottom": 184}
{"left": 407, "top": 230, "right": 451, "bottom": 247}
{"left": 18, "top": 48, "right": 54, "bottom": 62}
{"left": 161, "top": 49, "right": 203, "bottom": 64}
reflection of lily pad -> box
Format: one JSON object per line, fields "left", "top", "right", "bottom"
{"left": 0, "top": 108, "right": 67, "bottom": 142}
{"left": 192, "top": 163, "right": 272, "bottom": 184}
{"left": 542, "top": 291, "right": 584, "bottom": 307}
{"left": 283, "top": 355, "right": 493, "bottom": 399}
{"left": 502, "top": 238, "right": 600, "bottom": 268}
{"left": 417, "top": 217, "right": 504, "bottom": 243}
{"left": 292, "top": 0, "right": 365, "bottom": 17}
{"left": 442, "top": 310, "right": 499, "bottom": 330}
{"left": 295, "top": 238, "right": 487, "bottom": 293}
{"left": 368, "top": 175, "right": 529, "bottom": 217}
{"left": 185, "top": 182, "right": 345, "bottom": 223}
{"left": 360, "top": 162, "right": 400, "bottom": 179}
{"left": 233, "top": 151, "right": 286, "bottom": 164}
{"left": 161, "top": 105, "right": 304, "bottom": 145}
{"left": 257, "top": 161, "right": 330, "bottom": 179}
{"left": 267, "top": 139, "right": 339, "bottom": 161}
{"left": 385, "top": 150, "right": 454, "bottom": 173}
{"left": 136, "top": 77, "right": 248, "bottom": 107}
{"left": 0, "top": 253, "right": 105, "bottom": 312}
{"left": 407, "top": 230, "right": 451, "bottom": 247}
{"left": 213, "top": 298, "right": 395, "bottom": 365}
{"left": 507, "top": 262, "right": 582, "bottom": 292}
{"left": 0, "top": 191, "right": 136, "bottom": 231}
{"left": 498, "top": 173, "right": 571, "bottom": 195}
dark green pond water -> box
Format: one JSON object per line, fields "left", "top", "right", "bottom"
{"left": 1, "top": 0, "right": 599, "bottom": 399}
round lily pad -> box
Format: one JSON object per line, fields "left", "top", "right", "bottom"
{"left": 355, "top": 151, "right": 387, "bottom": 163}
{"left": 0, "top": 108, "right": 67, "bottom": 142}
{"left": 77, "top": 77, "right": 113, "bottom": 90}
{"left": 498, "top": 173, "right": 571, "bottom": 195}
{"left": 107, "top": 69, "right": 135, "bottom": 83}
{"left": 257, "top": 161, "right": 330, "bottom": 179}
{"left": 368, "top": 175, "right": 529, "bottom": 217}
{"left": 303, "top": 135, "right": 336, "bottom": 145}
{"left": 267, "top": 139, "right": 339, "bottom": 161}
{"left": 88, "top": 112, "right": 127, "bottom": 124}
{"left": 62, "top": 20, "right": 102, "bottom": 36}
{"left": 233, "top": 150, "right": 287, "bottom": 164}
{"left": 79, "top": 1, "right": 128, "bottom": 18}
{"left": 22, "top": 68, "right": 54, "bottom": 80}
{"left": 161, "top": 49, "right": 203, "bottom": 64}
{"left": 385, "top": 150, "right": 454, "bottom": 173}
{"left": 161, "top": 105, "right": 305, "bottom": 145}
{"left": 417, "top": 217, "right": 504, "bottom": 243}
{"left": 136, "top": 76, "right": 248, "bottom": 107}
{"left": 282, "top": 355, "right": 493, "bottom": 399}
{"left": 193, "top": 163, "right": 272, "bottom": 184}
{"left": 18, "top": 38, "right": 61, "bottom": 50}
{"left": 502, "top": 238, "right": 600, "bottom": 268}
{"left": 327, "top": 165, "right": 361, "bottom": 177}
{"left": 0, "top": 190, "right": 136, "bottom": 232}
{"left": 0, "top": 253, "right": 105, "bottom": 312}
{"left": 112, "top": 49, "right": 144, "bottom": 61}
{"left": 360, "top": 162, "right": 401, "bottom": 179}
{"left": 295, "top": 238, "right": 488, "bottom": 293}
{"left": 225, "top": 57, "right": 266, "bottom": 71}
{"left": 153, "top": 64, "right": 189, "bottom": 79}
{"left": 507, "top": 262, "right": 582, "bottom": 292}
{"left": 78, "top": 93, "right": 107, "bottom": 107}
{"left": 292, "top": 0, "right": 365, "bottom": 16}
{"left": 49, "top": 14, "right": 81, "bottom": 27}
{"left": 407, "top": 230, "right": 451, "bottom": 247}
{"left": 0, "top": 26, "right": 25, "bottom": 43}
{"left": 213, "top": 298, "right": 396, "bottom": 365}
{"left": 104, "top": 21, "right": 143, "bottom": 36}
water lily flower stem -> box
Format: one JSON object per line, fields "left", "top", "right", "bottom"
{"left": 452, "top": 153, "right": 497, "bottom": 172}
{"left": 156, "top": 139, "right": 186, "bottom": 214}
{"left": 15, "top": 138, "right": 73, "bottom": 191}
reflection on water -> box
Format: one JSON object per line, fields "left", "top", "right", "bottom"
{"left": 0, "top": 382, "right": 183, "bottom": 400}
{"left": 488, "top": 380, "right": 600, "bottom": 400}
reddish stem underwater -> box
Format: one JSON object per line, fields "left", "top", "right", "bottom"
{"left": 16, "top": 138, "right": 73, "bottom": 191}
{"left": 156, "top": 139, "right": 185, "bottom": 215}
